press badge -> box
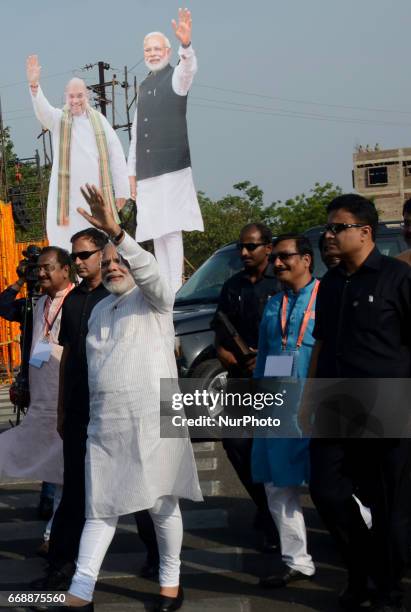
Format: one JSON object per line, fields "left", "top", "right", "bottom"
{"left": 264, "top": 351, "right": 298, "bottom": 378}
{"left": 29, "top": 339, "right": 52, "bottom": 368}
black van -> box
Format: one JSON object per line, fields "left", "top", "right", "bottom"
{"left": 173, "top": 221, "right": 407, "bottom": 391}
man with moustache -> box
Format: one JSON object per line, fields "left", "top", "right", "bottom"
{"left": 213, "top": 223, "right": 280, "bottom": 550}
{"left": 56, "top": 184, "right": 202, "bottom": 612}
{"left": 26, "top": 56, "right": 129, "bottom": 252}
{"left": 252, "top": 234, "right": 316, "bottom": 588}
{"left": 0, "top": 247, "right": 74, "bottom": 497}
{"left": 34, "top": 228, "right": 159, "bottom": 591}
{"left": 127, "top": 8, "right": 203, "bottom": 292}
{"left": 308, "top": 194, "right": 411, "bottom": 612}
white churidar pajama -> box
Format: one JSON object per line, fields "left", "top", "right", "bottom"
{"left": 127, "top": 45, "right": 204, "bottom": 293}
{"left": 30, "top": 86, "right": 129, "bottom": 252}
{"left": 69, "top": 496, "right": 182, "bottom": 601}
{"left": 265, "top": 483, "right": 315, "bottom": 576}
{"left": 67, "top": 233, "right": 202, "bottom": 601}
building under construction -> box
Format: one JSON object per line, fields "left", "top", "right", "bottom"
{"left": 353, "top": 146, "right": 411, "bottom": 220}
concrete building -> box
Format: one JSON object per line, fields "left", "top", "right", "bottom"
{"left": 353, "top": 146, "right": 411, "bottom": 220}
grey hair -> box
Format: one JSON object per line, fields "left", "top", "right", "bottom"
{"left": 65, "top": 77, "right": 89, "bottom": 96}
{"left": 144, "top": 31, "right": 171, "bottom": 49}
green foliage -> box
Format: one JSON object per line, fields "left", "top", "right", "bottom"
{"left": 269, "top": 181, "right": 343, "bottom": 235}
{"left": 184, "top": 181, "right": 342, "bottom": 269}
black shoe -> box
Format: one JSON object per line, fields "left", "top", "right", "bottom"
{"left": 154, "top": 586, "right": 184, "bottom": 612}
{"left": 339, "top": 584, "right": 372, "bottom": 610}
{"left": 139, "top": 559, "right": 160, "bottom": 579}
{"left": 31, "top": 603, "right": 94, "bottom": 612}
{"left": 37, "top": 496, "right": 54, "bottom": 521}
{"left": 259, "top": 568, "right": 314, "bottom": 589}
{"left": 29, "top": 563, "right": 75, "bottom": 591}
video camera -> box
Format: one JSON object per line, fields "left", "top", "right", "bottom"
{"left": 8, "top": 245, "right": 42, "bottom": 424}
{"left": 18, "top": 245, "right": 42, "bottom": 291}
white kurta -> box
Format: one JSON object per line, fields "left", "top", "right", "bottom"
{"left": 85, "top": 233, "right": 202, "bottom": 518}
{"left": 127, "top": 46, "right": 204, "bottom": 242}
{"left": 31, "top": 87, "right": 129, "bottom": 251}
{"left": 0, "top": 287, "right": 72, "bottom": 484}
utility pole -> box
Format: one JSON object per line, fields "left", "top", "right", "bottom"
{"left": 98, "top": 61, "right": 109, "bottom": 116}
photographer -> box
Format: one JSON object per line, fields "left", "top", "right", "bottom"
{"left": 0, "top": 246, "right": 75, "bottom": 548}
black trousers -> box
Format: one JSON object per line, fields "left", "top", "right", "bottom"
{"left": 222, "top": 436, "right": 277, "bottom": 536}
{"left": 49, "top": 418, "right": 159, "bottom": 570}
{"left": 309, "top": 438, "right": 411, "bottom": 603}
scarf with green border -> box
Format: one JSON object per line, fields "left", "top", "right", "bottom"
{"left": 57, "top": 106, "right": 120, "bottom": 225}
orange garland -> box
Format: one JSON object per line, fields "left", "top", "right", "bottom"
{"left": 0, "top": 200, "right": 47, "bottom": 383}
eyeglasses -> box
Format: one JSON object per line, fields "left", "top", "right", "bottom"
{"left": 35, "top": 263, "right": 58, "bottom": 273}
{"left": 272, "top": 252, "right": 300, "bottom": 262}
{"left": 236, "top": 242, "right": 268, "bottom": 252}
{"left": 324, "top": 223, "right": 367, "bottom": 235}
{"left": 70, "top": 249, "right": 102, "bottom": 261}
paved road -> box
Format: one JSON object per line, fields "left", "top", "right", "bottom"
{"left": 0, "top": 387, "right": 410, "bottom": 611}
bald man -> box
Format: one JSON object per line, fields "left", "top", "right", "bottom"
{"left": 27, "top": 56, "right": 129, "bottom": 251}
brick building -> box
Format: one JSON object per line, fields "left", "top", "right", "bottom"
{"left": 353, "top": 146, "right": 411, "bottom": 220}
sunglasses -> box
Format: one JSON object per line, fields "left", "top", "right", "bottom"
{"left": 272, "top": 251, "right": 300, "bottom": 262}
{"left": 324, "top": 223, "right": 367, "bottom": 235}
{"left": 70, "top": 248, "right": 102, "bottom": 261}
{"left": 236, "top": 242, "right": 269, "bottom": 252}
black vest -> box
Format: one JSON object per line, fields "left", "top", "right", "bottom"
{"left": 136, "top": 64, "right": 191, "bottom": 180}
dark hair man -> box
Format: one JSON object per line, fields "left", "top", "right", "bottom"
{"left": 0, "top": 246, "right": 74, "bottom": 518}
{"left": 35, "top": 228, "right": 159, "bottom": 591}
{"left": 252, "top": 234, "right": 316, "bottom": 588}
{"left": 307, "top": 194, "right": 411, "bottom": 612}
{"left": 213, "top": 222, "right": 280, "bottom": 550}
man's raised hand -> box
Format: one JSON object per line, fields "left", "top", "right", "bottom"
{"left": 78, "top": 184, "right": 121, "bottom": 238}
{"left": 171, "top": 8, "right": 192, "bottom": 47}
{"left": 26, "top": 55, "right": 41, "bottom": 86}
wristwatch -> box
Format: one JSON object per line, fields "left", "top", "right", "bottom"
{"left": 111, "top": 229, "right": 124, "bottom": 245}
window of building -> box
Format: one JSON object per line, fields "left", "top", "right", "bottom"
{"left": 367, "top": 166, "right": 388, "bottom": 186}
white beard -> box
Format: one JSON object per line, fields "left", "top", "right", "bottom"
{"left": 145, "top": 57, "right": 169, "bottom": 73}
{"left": 103, "top": 276, "right": 135, "bottom": 295}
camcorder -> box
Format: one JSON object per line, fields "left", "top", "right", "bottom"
{"left": 8, "top": 245, "right": 42, "bottom": 424}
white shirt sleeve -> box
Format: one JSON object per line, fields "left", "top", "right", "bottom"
{"left": 172, "top": 44, "right": 198, "bottom": 96}
{"left": 117, "top": 232, "right": 174, "bottom": 313}
{"left": 127, "top": 109, "right": 137, "bottom": 177}
{"left": 101, "top": 114, "right": 130, "bottom": 199}
{"left": 30, "top": 85, "right": 61, "bottom": 131}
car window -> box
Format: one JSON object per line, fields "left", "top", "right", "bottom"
{"left": 176, "top": 248, "right": 242, "bottom": 304}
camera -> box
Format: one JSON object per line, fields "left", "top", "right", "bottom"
{"left": 18, "top": 245, "right": 42, "bottom": 287}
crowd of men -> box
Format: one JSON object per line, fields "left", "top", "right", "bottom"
{"left": 0, "top": 8, "right": 409, "bottom": 612}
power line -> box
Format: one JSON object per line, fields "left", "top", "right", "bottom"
{"left": 192, "top": 82, "right": 411, "bottom": 117}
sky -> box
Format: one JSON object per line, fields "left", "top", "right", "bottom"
{"left": 1, "top": 0, "right": 411, "bottom": 204}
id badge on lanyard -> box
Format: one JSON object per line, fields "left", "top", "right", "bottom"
{"left": 29, "top": 337, "right": 53, "bottom": 369}
{"left": 263, "top": 280, "right": 319, "bottom": 379}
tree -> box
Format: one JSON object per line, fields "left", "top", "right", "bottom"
{"left": 184, "top": 181, "right": 342, "bottom": 270}
{"left": 269, "top": 182, "right": 343, "bottom": 234}
{"left": 183, "top": 181, "right": 277, "bottom": 269}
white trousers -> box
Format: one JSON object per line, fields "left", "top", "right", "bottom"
{"left": 69, "top": 496, "right": 183, "bottom": 602}
{"left": 153, "top": 231, "right": 184, "bottom": 294}
{"left": 43, "top": 484, "right": 63, "bottom": 542}
{"left": 265, "top": 483, "right": 315, "bottom": 576}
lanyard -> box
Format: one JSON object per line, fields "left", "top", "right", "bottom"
{"left": 280, "top": 280, "right": 319, "bottom": 350}
{"left": 43, "top": 283, "right": 74, "bottom": 338}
